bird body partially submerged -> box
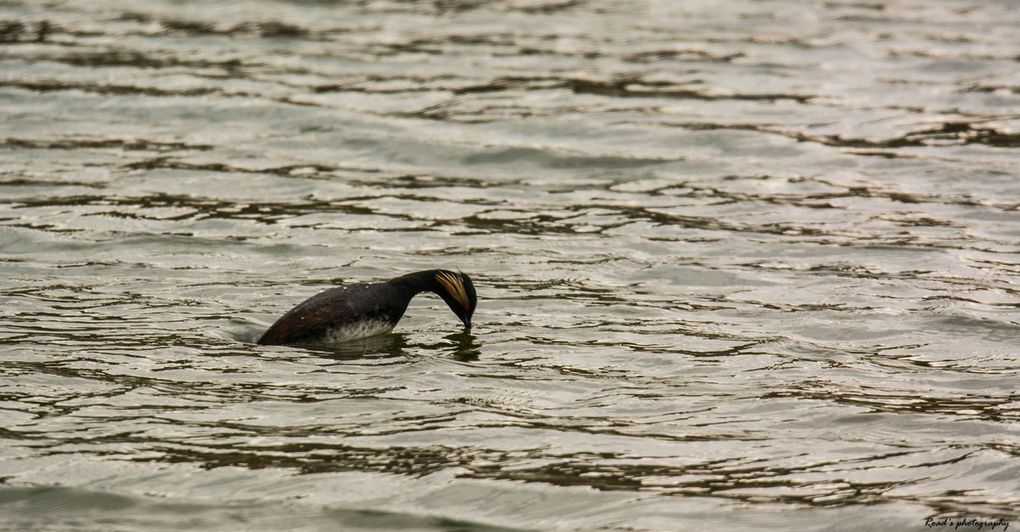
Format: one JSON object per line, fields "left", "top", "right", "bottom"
{"left": 257, "top": 269, "right": 475, "bottom": 346}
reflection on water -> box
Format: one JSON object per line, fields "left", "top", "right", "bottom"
{"left": 445, "top": 331, "right": 482, "bottom": 362}
{"left": 2, "top": 0, "right": 1020, "bottom": 530}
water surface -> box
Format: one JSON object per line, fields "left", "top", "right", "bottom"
{"left": 2, "top": 0, "right": 1019, "bottom": 530}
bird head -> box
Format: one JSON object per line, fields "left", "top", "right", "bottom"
{"left": 433, "top": 270, "right": 476, "bottom": 329}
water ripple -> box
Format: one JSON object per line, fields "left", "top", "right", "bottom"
{"left": 2, "top": 0, "right": 1020, "bottom": 529}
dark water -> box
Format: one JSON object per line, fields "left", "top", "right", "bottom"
{"left": 2, "top": 0, "right": 1020, "bottom": 530}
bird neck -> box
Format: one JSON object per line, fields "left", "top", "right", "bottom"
{"left": 389, "top": 270, "right": 441, "bottom": 296}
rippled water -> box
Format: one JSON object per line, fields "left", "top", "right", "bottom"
{"left": 2, "top": 0, "right": 1020, "bottom": 530}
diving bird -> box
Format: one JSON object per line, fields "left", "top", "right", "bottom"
{"left": 257, "top": 269, "right": 476, "bottom": 346}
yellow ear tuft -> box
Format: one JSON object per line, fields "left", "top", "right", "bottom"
{"left": 436, "top": 271, "right": 470, "bottom": 310}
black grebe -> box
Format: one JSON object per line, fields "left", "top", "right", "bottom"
{"left": 257, "top": 269, "right": 476, "bottom": 346}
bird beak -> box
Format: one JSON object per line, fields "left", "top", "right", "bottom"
{"left": 462, "top": 316, "right": 472, "bottom": 329}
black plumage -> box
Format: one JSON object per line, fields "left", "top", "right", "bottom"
{"left": 257, "top": 269, "right": 476, "bottom": 346}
